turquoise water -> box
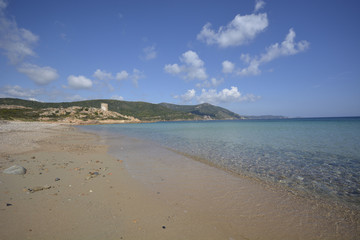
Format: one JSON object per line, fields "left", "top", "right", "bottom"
{"left": 80, "top": 117, "right": 360, "bottom": 208}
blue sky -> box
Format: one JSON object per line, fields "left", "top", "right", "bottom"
{"left": 0, "top": 0, "right": 359, "bottom": 117}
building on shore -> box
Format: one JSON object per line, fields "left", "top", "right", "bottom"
{"left": 101, "top": 103, "right": 108, "bottom": 111}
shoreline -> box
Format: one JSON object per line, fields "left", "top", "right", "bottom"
{"left": 79, "top": 120, "right": 360, "bottom": 212}
{"left": 1, "top": 122, "right": 359, "bottom": 239}
{"left": 86, "top": 126, "right": 360, "bottom": 239}
{"left": 169, "top": 147, "right": 359, "bottom": 212}
{"left": 167, "top": 146, "right": 360, "bottom": 214}
{"left": 2, "top": 116, "right": 359, "bottom": 128}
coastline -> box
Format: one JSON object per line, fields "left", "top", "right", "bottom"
{"left": 83, "top": 125, "right": 360, "bottom": 239}
{"left": 1, "top": 122, "right": 359, "bottom": 239}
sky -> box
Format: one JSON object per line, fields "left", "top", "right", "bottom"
{"left": 0, "top": 0, "right": 359, "bottom": 117}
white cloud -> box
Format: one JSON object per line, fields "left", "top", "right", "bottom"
{"left": 28, "top": 97, "right": 39, "bottom": 102}
{"left": 0, "top": 85, "right": 42, "bottom": 99}
{"left": 164, "top": 63, "right": 182, "bottom": 75}
{"left": 142, "top": 45, "right": 157, "bottom": 60}
{"left": 60, "top": 33, "right": 69, "bottom": 42}
{"left": 65, "top": 94, "right": 85, "bottom": 102}
{"left": 237, "top": 60, "right": 261, "bottom": 76}
{"left": 238, "top": 28, "right": 309, "bottom": 76}
{"left": 175, "top": 89, "right": 196, "bottom": 102}
{"left": 0, "top": 2, "right": 39, "bottom": 64}
{"left": 17, "top": 63, "right": 58, "bottom": 85}
{"left": 198, "top": 87, "right": 259, "bottom": 104}
{"left": 210, "top": 78, "right": 224, "bottom": 87}
{"left": 164, "top": 50, "right": 207, "bottom": 80}
{"left": 67, "top": 75, "right": 93, "bottom": 89}
{"left": 197, "top": 13, "right": 268, "bottom": 48}
{"left": 174, "top": 87, "right": 259, "bottom": 104}
{"left": 196, "top": 77, "right": 224, "bottom": 88}
{"left": 0, "top": 1, "right": 59, "bottom": 84}
{"left": 116, "top": 70, "right": 129, "bottom": 81}
{"left": 131, "top": 68, "right": 144, "bottom": 87}
{"left": 181, "top": 50, "right": 207, "bottom": 80}
{"left": 93, "top": 69, "right": 130, "bottom": 82}
{"left": 0, "top": 85, "right": 93, "bottom": 102}
{"left": 222, "top": 60, "right": 235, "bottom": 74}
{"left": 254, "top": 0, "right": 265, "bottom": 12}
{"left": 0, "top": 0, "right": 7, "bottom": 9}
{"left": 90, "top": 68, "right": 141, "bottom": 87}
{"left": 93, "top": 69, "right": 113, "bottom": 81}
{"left": 262, "top": 28, "right": 309, "bottom": 61}
{"left": 111, "top": 95, "right": 124, "bottom": 101}
{"left": 240, "top": 53, "right": 251, "bottom": 63}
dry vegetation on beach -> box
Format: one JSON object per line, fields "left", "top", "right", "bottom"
{"left": 0, "top": 105, "right": 139, "bottom": 124}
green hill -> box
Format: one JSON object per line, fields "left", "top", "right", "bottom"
{"left": 0, "top": 98, "right": 244, "bottom": 122}
{"left": 159, "top": 102, "right": 244, "bottom": 120}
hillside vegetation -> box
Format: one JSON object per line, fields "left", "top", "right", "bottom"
{"left": 0, "top": 98, "right": 244, "bottom": 123}
{"left": 159, "top": 102, "right": 244, "bottom": 120}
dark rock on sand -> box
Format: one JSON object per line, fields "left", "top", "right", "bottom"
{"left": 28, "top": 185, "right": 52, "bottom": 193}
{"left": 86, "top": 171, "right": 100, "bottom": 180}
{"left": 3, "top": 165, "right": 27, "bottom": 175}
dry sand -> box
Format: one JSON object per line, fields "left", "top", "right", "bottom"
{"left": 0, "top": 121, "right": 359, "bottom": 239}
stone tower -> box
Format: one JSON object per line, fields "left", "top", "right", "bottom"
{"left": 101, "top": 103, "right": 108, "bottom": 111}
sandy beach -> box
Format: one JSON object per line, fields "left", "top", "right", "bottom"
{"left": 0, "top": 121, "right": 359, "bottom": 240}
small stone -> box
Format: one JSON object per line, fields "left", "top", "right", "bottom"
{"left": 3, "top": 165, "right": 27, "bottom": 175}
{"left": 6, "top": 203, "right": 12, "bottom": 206}
{"left": 296, "top": 176, "right": 304, "bottom": 181}
{"left": 86, "top": 171, "right": 100, "bottom": 180}
{"left": 55, "top": 178, "right": 60, "bottom": 181}
{"left": 28, "top": 185, "right": 51, "bottom": 193}
{"left": 162, "top": 226, "right": 166, "bottom": 229}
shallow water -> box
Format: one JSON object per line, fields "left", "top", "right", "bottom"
{"left": 79, "top": 117, "right": 360, "bottom": 209}
{"left": 80, "top": 130, "right": 359, "bottom": 239}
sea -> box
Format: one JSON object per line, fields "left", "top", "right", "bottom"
{"left": 79, "top": 117, "right": 360, "bottom": 210}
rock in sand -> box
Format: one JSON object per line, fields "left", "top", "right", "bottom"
{"left": 3, "top": 165, "right": 27, "bottom": 175}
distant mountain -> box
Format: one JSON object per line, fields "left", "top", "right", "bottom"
{"left": 159, "top": 102, "right": 245, "bottom": 120}
{"left": 0, "top": 98, "right": 245, "bottom": 122}
{"left": 244, "top": 115, "right": 288, "bottom": 120}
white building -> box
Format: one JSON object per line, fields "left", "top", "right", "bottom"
{"left": 101, "top": 103, "right": 108, "bottom": 111}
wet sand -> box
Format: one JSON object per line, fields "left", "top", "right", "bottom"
{"left": 0, "top": 122, "right": 359, "bottom": 239}
{"left": 105, "top": 134, "right": 360, "bottom": 240}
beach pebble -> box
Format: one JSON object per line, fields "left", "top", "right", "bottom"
{"left": 28, "top": 185, "right": 51, "bottom": 193}
{"left": 55, "top": 178, "right": 60, "bottom": 181}
{"left": 3, "top": 165, "right": 27, "bottom": 175}
{"left": 6, "top": 203, "right": 12, "bottom": 206}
